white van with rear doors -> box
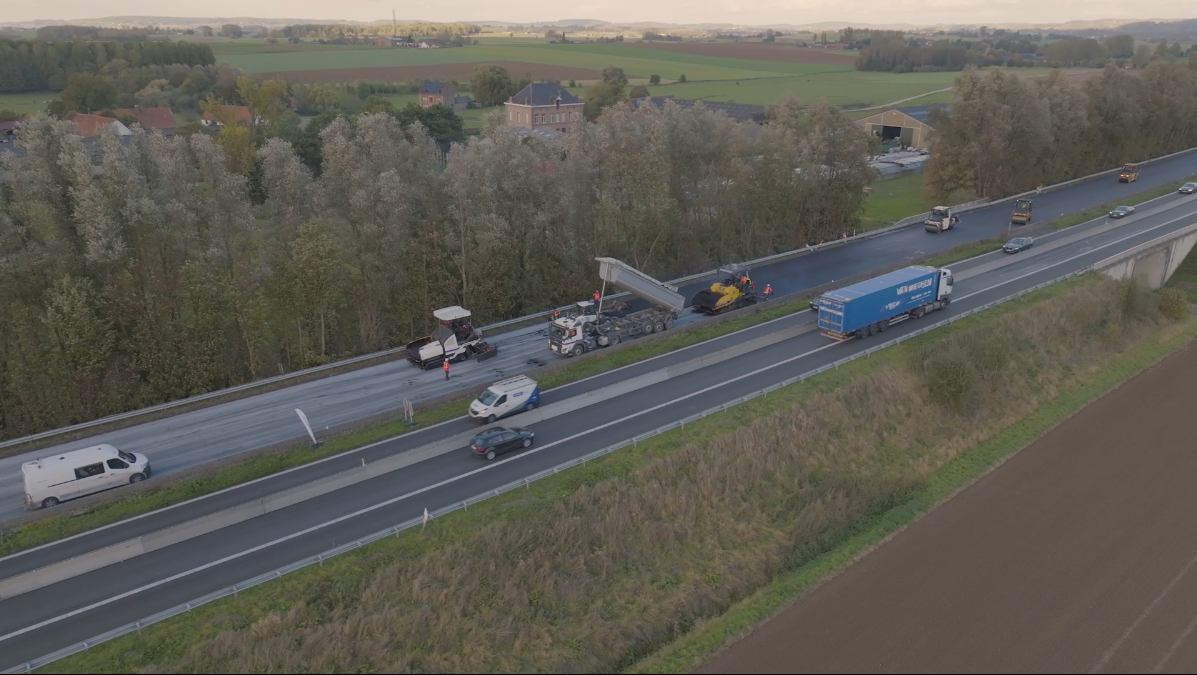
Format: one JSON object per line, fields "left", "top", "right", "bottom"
{"left": 23, "top": 444, "right": 151, "bottom": 509}
{"left": 468, "top": 375, "right": 540, "bottom": 423}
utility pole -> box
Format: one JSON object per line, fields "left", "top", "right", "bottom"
{"left": 392, "top": 10, "right": 396, "bottom": 38}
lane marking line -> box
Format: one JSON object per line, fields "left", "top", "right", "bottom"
{"left": 0, "top": 341, "right": 839, "bottom": 643}
{"left": 1, "top": 308, "right": 812, "bottom": 563}
{"left": 958, "top": 208, "right": 1197, "bottom": 303}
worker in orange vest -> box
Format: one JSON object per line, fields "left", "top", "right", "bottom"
{"left": 764, "top": 283, "right": 773, "bottom": 300}
{"left": 592, "top": 290, "right": 600, "bottom": 303}
{"left": 442, "top": 358, "right": 451, "bottom": 380}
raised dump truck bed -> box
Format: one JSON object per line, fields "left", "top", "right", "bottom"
{"left": 596, "top": 257, "right": 685, "bottom": 311}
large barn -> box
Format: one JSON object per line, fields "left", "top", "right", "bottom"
{"left": 857, "top": 104, "right": 948, "bottom": 150}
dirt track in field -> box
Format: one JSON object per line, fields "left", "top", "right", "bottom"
{"left": 627, "top": 41, "right": 857, "bottom": 66}
{"left": 699, "top": 338, "right": 1197, "bottom": 673}
{"left": 259, "top": 61, "right": 609, "bottom": 84}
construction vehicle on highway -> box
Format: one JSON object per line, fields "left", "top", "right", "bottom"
{"left": 549, "top": 257, "right": 684, "bottom": 358}
{"left": 690, "top": 264, "right": 758, "bottom": 315}
{"left": 815, "top": 265, "right": 954, "bottom": 341}
{"left": 1011, "top": 199, "right": 1033, "bottom": 226}
{"left": 924, "top": 206, "right": 959, "bottom": 233}
{"left": 1119, "top": 163, "right": 1139, "bottom": 183}
{"left": 406, "top": 306, "right": 497, "bottom": 369}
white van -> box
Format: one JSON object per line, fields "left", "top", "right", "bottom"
{"left": 23, "top": 444, "right": 151, "bottom": 509}
{"left": 469, "top": 375, "right": 540, "bottom": 423}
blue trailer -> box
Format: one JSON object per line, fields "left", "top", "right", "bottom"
{"left": 817, "top": 265, "right": 955, "bottom": 340}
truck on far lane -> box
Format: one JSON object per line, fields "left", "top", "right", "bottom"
{"left": 816, "top": 265, "right": 955, "bottom": 340}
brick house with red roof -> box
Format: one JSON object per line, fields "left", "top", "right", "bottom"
{"left": 113, "top": 107, "right": 178, "bottom": 134}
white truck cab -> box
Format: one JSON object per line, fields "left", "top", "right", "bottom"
{"left": 23, "top": 444, "right": 151, "bottom": 509}
{"left": 469, "top": 375, "right": 541, "bottom": 423}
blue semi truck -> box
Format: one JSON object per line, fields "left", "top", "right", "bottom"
{"left": 816, "top": 265, "right": 955, "bottom": 340}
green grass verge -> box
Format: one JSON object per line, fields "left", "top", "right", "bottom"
{"left": 630, "top": 304, "right": 1197, "bottom": 674}
{"left": 859, "top": 172, "right": 933, "bottom": 230}
{"left": 38, "top": 276, "right": 1193, "bottom": 673}
{"left": 0, "top": 295, "right": 811, "bottom": 557}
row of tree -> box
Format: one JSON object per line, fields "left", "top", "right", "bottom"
{"left": 925, "top": 62, "right": 1197, "bottom": 200}
{"left": 35, "top": 26, "right": 151, "bottom": 42}
{"left": 0, "top": 39, "right": 216, "bottom": 92}
{"left": 0, "top": 99, "right": 871, "bottom": 439}
{"left": 277, "top": 23, "right": 479, "bottom": 39}
{"left": 854, "top": 31, "right": 1193, "bottom": 73}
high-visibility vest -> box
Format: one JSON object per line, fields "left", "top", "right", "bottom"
{"left": 442, "top": 360, "right": 450, "bottom": 372}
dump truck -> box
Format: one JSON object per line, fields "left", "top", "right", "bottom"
{"left": 1011, "top": 199, "right": 1033, "bottom": 226}
{"left": 815, "top": 265, "right": 955, "bottom": 341}
{"left": 924, "top": 206, "right": 959, "bottom": 233}
{"left": 406, "top": 306, "right": 497, "bottom": 369}
{"left": 1119, "top": 163, "right": 1139, "bottom": 183}
{"left": 549, "top": 257, "right": 684, "bottom": 357}
{"left": 690, "top": 264, "right": 758, "bottom": 315}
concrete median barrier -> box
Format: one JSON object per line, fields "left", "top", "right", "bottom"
{"left": 0, "top": 319, "right": 817, "bottom": 600}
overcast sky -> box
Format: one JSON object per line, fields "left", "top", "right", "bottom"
{"left": 2, "top": 1, "right": 1192, "bottom": 27}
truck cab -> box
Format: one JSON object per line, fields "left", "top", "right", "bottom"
{"left": 937, "top": 268, "right": 954, "bottom": 302}
{"left": 549, "top": 302, "right": 602, "bottom": 356}
{"left": 1119, "top": 163, "right": 1139, "bottom": 183}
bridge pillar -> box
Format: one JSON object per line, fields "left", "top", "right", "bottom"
{"left": 1096, "top": 225, "right": 1197, "bottom": 290}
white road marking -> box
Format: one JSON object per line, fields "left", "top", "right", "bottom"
{"left": 0, "top": 340, "right": 839, "bottom": 643}
{"left": 959, "top": 208, "right": 1197, "bottom": 303}
{"left": 1, "top": 307, "right": 813, "bottom": 563}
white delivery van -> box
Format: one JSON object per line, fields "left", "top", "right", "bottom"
{"left": 469, "top": 375, "right": 540, "bottom": 423}
{"left": 23, "top": 444, "right": 151, "bottom": 509}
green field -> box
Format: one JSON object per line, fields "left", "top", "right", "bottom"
{"left": 216, "top": 42, "right": 852, "bottom": 81}
{"left": 860, "top": 172, "right": 936, "bottom": 229}
{"left": 0, "top": 91, "right": 53, "bottom": 116}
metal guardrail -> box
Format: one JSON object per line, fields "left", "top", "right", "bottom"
{"left": 9, "top": 144, "right": 1196, "bottom": 451}
{"left": 3, "top": 264, "right": 1096, "bottom": 675}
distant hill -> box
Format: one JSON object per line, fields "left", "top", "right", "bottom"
{"left": 1, "top": 14, "right": 1194, "bottom": 37}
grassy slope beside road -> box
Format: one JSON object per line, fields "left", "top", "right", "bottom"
{"left": 40, "top": 277, "right": 1197, "bottom": 674}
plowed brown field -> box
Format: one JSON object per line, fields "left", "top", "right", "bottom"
{"left": 626, "top": 42, "right": 856, "bottom": 65}
{"left": 260, "top": 61, "right": 609, "bottom": 84}
{"left": 699, "top": 339, "right": 1197, "bottom": 673}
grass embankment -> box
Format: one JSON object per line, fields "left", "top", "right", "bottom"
{"left": 1166, "top": 242, "right": 1197, "bottom": 303}
{"left": 44, "top": 276, "right": 1197, "bottom": 674}
{"left": 0, "top": 296, "right": 811, "bottom": 557}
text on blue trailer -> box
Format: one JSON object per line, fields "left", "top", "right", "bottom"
{"left": 816, "top": 265, "right": 954, "bottom": 340}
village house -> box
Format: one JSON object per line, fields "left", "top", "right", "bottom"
{"left": 419, "top": 81, "right": 455, "bottom": 108}
{"left": 504, "top": 83, "right": 583, "bottom": 134}
{"left": 112, "top": 107, "right": 178, "bottom": 135}
{"left": 200, "top": 105, "right": 255, "bottom": 128}
{"left": 66, "top": 112, "right": 132, "bottom": 138}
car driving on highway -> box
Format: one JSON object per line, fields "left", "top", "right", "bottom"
{"left": 1180, "top": 182, "right": 1197, "bottom": 195}
{"left": 1003, "top": 237, "right": 1034, "bottom": 254}
{"left": 1109, "top": 205, "right": 1135, "bottom": 219}
{"left": 470, "top": 427, "right": 535, "bottom": 460}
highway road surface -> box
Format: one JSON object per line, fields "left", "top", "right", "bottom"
{"left": 3, "top": 197, "right": 1197, "bottom": 670}
{"left": 1, "top": 153, "right": 1196, "bottom": 523}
